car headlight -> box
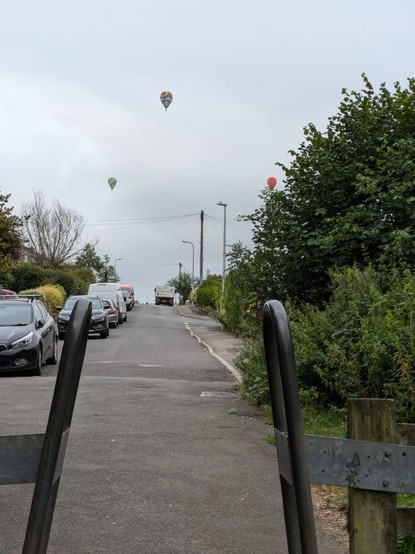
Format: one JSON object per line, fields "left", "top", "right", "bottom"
{"left": 91, "top": 314, "right": 104, "bottom": 321}
{"left": 59, "top": 314, "right": 71, "bottom": 321}
{"left": 11, "top": 331, "right": 34, "bottom": 349}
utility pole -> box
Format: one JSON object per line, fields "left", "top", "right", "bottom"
{"left": 179, "top": 262, "right": 182, "bottom": 276}
{"left": 199, "top": 210, "right": 204, "bottom": 283}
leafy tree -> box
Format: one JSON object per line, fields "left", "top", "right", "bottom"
{"left": 167, "top": 272, "right": 192, "bottom": 303}
{"left": 242, "top": 75, "right": 415, "bottom": 305}
{"left": 75, "top": 243, "right": 105, "bottom": 278}
{"left": 0, "top": 191, "right": 22, "bottom": 260}
{"left": 95, "top": 255, "right": 119, "bottom": 283}
{"left": 0, "top": 191, "right": 23, "bottom": 289}
{"left": 21, "top": 190, "right": 87, "bottom": 266}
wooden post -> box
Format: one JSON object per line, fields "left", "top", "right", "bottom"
{"left": 348, "top": 399, "right": 397, "bottom": 554}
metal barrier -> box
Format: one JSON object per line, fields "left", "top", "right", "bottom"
{"left": 263, "top": 299, "right": 415, "bottom": 553}
{"left": 263, "top": 300, "right": 319, "bottom": 553}
{"left": 0, "top": 298, "right": 92, "bottom": 554}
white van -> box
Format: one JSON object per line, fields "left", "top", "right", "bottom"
{"left": 87, "top": 283, "right": 127, "bottom": 324}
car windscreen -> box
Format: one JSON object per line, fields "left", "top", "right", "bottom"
{"left": 0, "top": 304, "right": 32, "bottom": 326}
{"left": 90, "top": 298, "right": 102, "bottom": 309}
{"left": 63, "top": 298, "right": 78, "bottom": 310}
{"left": 64, "top": 297, "right": 101, "bottom": 310}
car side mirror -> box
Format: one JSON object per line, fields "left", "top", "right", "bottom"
{"left": 37, "top": 318, "right": 46, "bottom": 328}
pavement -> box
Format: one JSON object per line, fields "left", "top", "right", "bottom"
{"left": 176, "top": 304, "right": 245, "bottom": 384}
{"left": 176, "top": 304, "right": 349, "bottom": 553}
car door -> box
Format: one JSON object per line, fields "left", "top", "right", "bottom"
{"left": 34, "top": 301, "right": 54, "bottom": 361}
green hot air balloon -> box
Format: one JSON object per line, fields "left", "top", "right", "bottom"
{"left": 108, "top": 177, "right": 117, "bottom": 191}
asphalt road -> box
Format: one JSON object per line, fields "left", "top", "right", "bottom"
{"left": 0, "top": 304, "right": 344, "bottom": 553}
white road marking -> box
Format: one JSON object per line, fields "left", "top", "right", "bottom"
{"left": 85, "top": 361, "right": 164, "bottom": 367}
{"left": 200, "top": 391, "right": 236, "bottom": 398}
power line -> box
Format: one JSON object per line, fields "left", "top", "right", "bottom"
{"left": 85, "top": 213, "right": 199, "bottom": 227}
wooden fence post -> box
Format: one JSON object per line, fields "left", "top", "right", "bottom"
{"left": 348, "top": 399, "right": 397, "bottom": 554}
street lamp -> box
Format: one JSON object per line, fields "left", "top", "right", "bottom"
{"left": 114, "top": 258, "right": 122, "bottom": 281}
{"left": 216, "top": 202, "right": 227, "bottom": 299}
{"left": 182, "top": 240, "right": 195, "bottom": 291}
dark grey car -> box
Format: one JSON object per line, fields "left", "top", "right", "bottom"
{"left": 0, "top": 296, "right": 58, "bottom": 375}
{"left": 58, "top": 295, "right": 109, "bottom": 340}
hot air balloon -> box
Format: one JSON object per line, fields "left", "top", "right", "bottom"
{"left": 160, "top": 91, "right": 173, "bottom": 111}
{"left": 267, "top": 176, "right": 277, "bottom": 190}
{"left": 108, "top": 177, "right": 117, "bottom": 190}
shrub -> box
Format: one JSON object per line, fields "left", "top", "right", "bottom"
{"left": 11, "top": 262, "right": 45, "bottom": 291}
{"left": 234, "top": 339, "right": 269, "bottom": 406}
{"left": 288, "top": 266, "right": 415, "bottom": 421}
{"left": 36, "top": 285, "right": 66, "bottom": 312}
{"left": 196, "top": 275, "right": 221, "bottom": 312}
{"left": 19, "top": 285, "right": 66, "bottom": 315}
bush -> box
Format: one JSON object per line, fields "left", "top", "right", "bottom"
{"left": 196, "top": 275, "right": 221, "bottom": 312}
{"left": 288, "top": 266, "right": 415, "bottom": 421}
{"left": 11, "top": 262, "right": 45, "bottom": 292}
{"left": 36, "top": 284, "right": 66, "bottom": 311}
{"left": 232, "top": 265, "right": 415, "bottom": 423}
{"left": 234, "top": 339, "right": 269, "bottom": 406}
{"left": 19, "top": 284, "right": 66, "bottom": 314}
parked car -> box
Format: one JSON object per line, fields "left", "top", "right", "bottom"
{"left": 87, "top": 283, "right": 127, "bottom": 324}
{"left": 121, "top": 289, "right": 132, "bottom": 311}
{"left": 121, "top": 284, "right": 135, "bottom": 310}
{"left": 57, "top": 295, "right": 109, "bottom": 340}
{"left": 0, "top": 289, "right": 17, "bottom": 296}
{"left": 0, "top": 296, "right": 58, "bottom": 375}
{"left": 102, "top": 298, "right": 119, "bottom": 328}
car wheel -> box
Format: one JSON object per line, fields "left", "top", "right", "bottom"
{"left": 46, "top": 337, "right": 58, "bottom": 365}
{"left": 33, "top": 347, "right": 42, "bottom": 376}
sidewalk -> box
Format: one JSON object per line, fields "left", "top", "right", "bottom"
{"left": 177, "top": 303, "right": 349, "bottom": 553}
{"left": 176, "top": 304, "right": 245, "bottom": 383}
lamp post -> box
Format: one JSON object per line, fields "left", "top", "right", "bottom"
{"left": 114, "top": 258, "right": 122, "bottom": 280}
{"left": 216, "top": 202, "right": 227, "bottom": 299}
{"left": 182, "top": 240, "right": 195, "bottom": 291}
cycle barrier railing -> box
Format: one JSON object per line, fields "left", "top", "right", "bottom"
{"left": 263, "top": 299, "right": 415, "bottom": 554}
{"left": 0, "top": 298, "right": 92, "bottom": 554}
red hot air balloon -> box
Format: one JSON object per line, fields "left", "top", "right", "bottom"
{"left": 267, "top": 176, "right": 277, "bottom": 189}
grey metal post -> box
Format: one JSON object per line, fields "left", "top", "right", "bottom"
{"left": 263, "top": 300, "right": 318, "bottom": 553}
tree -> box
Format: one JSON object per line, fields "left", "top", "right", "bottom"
{"left": 242, "top": 75, "right": 415, "bottom": 305}
{"left": 0, "top": 191, "right": 22, "bottom": 259}
{"left": 21, "top": 190, "right": 87, "bottom": 266}
{"left": 75, "top": 243, "right": 105, "bottom": 277}
{"left": 95, "top": 255, "right": 119, "bottom": 283}
{"left": 0, "top": 191, "right": 22, "bottom": 289}
{"left": 167, "top": 272, "right": 192, "bottom": 303}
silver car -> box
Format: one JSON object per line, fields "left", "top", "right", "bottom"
{"left": 102, "top": 298, "right": 119, "bottom": 328}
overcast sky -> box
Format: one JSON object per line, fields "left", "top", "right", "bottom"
{"left": 2, "top": 1, "right": 414, "bottom": 302}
